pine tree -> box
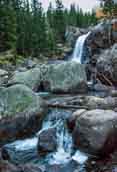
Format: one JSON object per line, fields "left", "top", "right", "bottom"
{"left": 23, "top": 0, "right": 33, "bottom": 56}
{"left": 12, "top": 0, "right": 26, "bottom": 55}
{"left": 64, "top": 8, "right": 69, "bottom": 26}
{"left": 0, "top": 0, "right": 17, "bottom": 52}
{"left": 69, "top": 4, "right": 77, "bottom": 26}
{"left": 0, "top": 0, "right": 99, "bottom": 59}
{"left": 54, "top": 0, "right": 66, "bottom": 42}
{"left": 46, "top": 27, "right": 56, "bottom": 55}
{"left": 99, "top": 0, "right": 116, "bottom": 17}
{"left": 47, "top": 2, "right": 54, "bottom": 28}
{"left": 76, "top": 6, "right": 80, "bottom": 27}
{"left": 47, "top": 2, "right": 57, "bottom": 55}
{"left": 90, "top": 10, "right": 97, "bottom": 25}
{"left": 31, "top": 1, "right": 47, "bottom": 57}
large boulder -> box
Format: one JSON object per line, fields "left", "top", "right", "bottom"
{"left": 67, "top": 96, "right": 116, "bottom": 132}
{"left": 9, "top": 67, "right": 42, "bottom": 90}
{"left": 10, "top": 62, "right": 87, "bottom": 93}
{"left": 0, "top": 84, "right": 47, "bottom": 146}
{"left": 37, "top": 128, "right": 57, "bottom": 155}
{"left": 0, "top": 84, "right": 45, "bottom": 116}
{"left": 73, "top": 109, "right": 117, "bottom": 156}
{"left": 43, "top": 62, "right": 87, "bottom": 93}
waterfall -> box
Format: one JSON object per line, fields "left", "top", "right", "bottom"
{"left": 41, "top": 109, "right": 73, "bottom": 164}
{"left": 3, "top": 109, "right": 88, "bottom": 166}
{"left": 72, "top": 32, "right": 90, "bottom": 64}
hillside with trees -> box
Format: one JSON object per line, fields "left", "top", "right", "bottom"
{"left": 0, "top": 0, "right": 97, "bottom": 60}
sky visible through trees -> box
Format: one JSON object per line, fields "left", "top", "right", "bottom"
{"left": 39, "top": 0, "right": 100, "bottom": 12}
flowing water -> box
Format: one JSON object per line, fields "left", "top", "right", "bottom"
{"left": 3, "top": 106, "right": 88, "bottom": 171}
{"left": 72, "top": 32, "right": 90, "bottom": 63}
{"left": 2, "top": 32, "right": 92, "bottom": 171}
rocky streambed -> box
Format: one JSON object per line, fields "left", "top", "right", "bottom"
{"left": 0, "top": 61, "right": 117, "bottom": 172}
{"left": 0, "top": 92, "right": 117, "bottom": 172}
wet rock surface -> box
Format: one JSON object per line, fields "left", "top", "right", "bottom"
{"left": 1, "top": 138, "right": 38, "bottom": 164}
{"left": 0, "top": 159, "right": 84, "bottom": 172}
{"left": 37, "top": 128, "right": 57, "bottom": 155}
{"left": 0, "top": 113, "right": 44, "bottom": 147}
{"left": 0, "top": 160, "right": 19, "bottom": 172}
{"left": 0, "top": 160, "right": 44, "bottom": 172}
{"left": 45, "top": 160, "right": 83, "bottom": 172}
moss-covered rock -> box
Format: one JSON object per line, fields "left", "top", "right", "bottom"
{"left": 0, "top": 84, "right": 47, "bottom": 145}
{"left": 10, "top": 62, "right": 87, "bottom": 93}
{"left": 0, "top": 84, "right": 45, "bottom": 116}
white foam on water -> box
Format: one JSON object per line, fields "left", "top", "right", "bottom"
{"left": 10, "top": 137, "right": 38, "bottom": 151}
{"left": 48, "top": 119, "right": 73, "bottom": 165}
{"left": 72, "top": 150, "right": 88, "bottom": 164}
{"left": 72, "top": 32, "right": 90, "bottom": 63}
{"left": 51, "top": 147, "right": 71, "bottom": 164}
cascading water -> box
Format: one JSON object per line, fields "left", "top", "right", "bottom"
{"left": 3, "top": 108, "right": 88, "bottom": 169}
{"left": 72, "top": 32, "right": 90, "bottom": 64}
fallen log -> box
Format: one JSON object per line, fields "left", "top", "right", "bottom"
{"left": 97, "top": 72, "right": 117, "bottom": 87}
{"left": 47, "top": 103, "right": 88, "bottom": 109}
